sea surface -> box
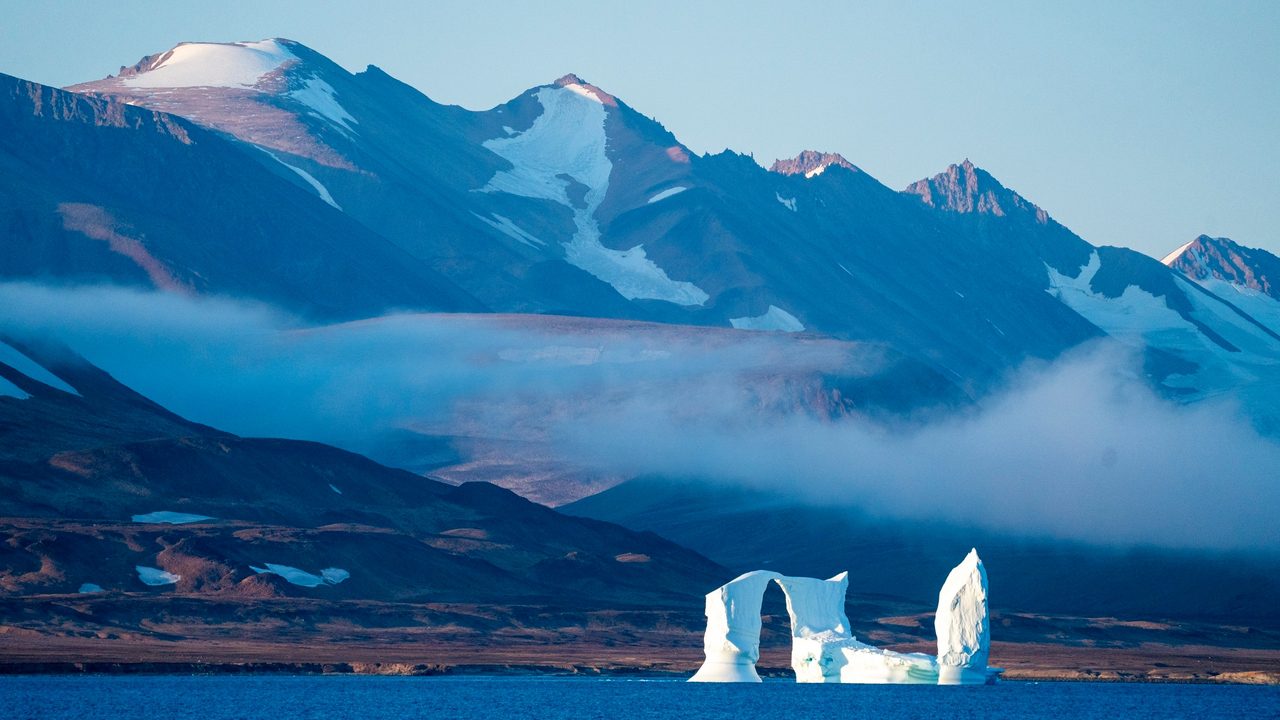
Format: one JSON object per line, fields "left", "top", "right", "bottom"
{"left": 3, "top": 675, "right": 1279, "bottom": 719}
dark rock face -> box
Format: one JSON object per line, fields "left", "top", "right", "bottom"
{"left": 1165, "top": 235, "right": 1280, "bottom": 300}
{"left": 904, "top": 159, "right": 1049, "bottom": 223}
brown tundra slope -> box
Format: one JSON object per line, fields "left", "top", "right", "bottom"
{"left": 0, "top": 336, "right": 724, "bottom": 648}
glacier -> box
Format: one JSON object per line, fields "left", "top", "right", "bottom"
{"left": 689, "top": 549, "right": 1000, "bottom": 684}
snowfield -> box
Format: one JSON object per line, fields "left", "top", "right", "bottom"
{"left": 647, "top": 186, "right": 687, "bottom": 204}
{"left": 122, "top": 40, "right": 296, "bottom": 89}
{"left": 731, "top": 305, "right": 805, "bottom": 332}
{"left": 1195, "top": 278, "right": 1280, "bottom": 336}
{"left": 136, "top": 566, "right": 180, "bottom": 586}
{"left": 481, "top": 85, "right": 709, "bottom": 306}
{"left": 289, "top": 77, "right": 357, "bottom": 133}
{"left": 131, "top": 511, "right": 214, "bottom": 524}
{"left": 251, "top": 563, "right": 350, "bottom": 587}
{"left": 1046, "top": 252, "right": 1187, "bottom": 338}
{"left": 0, "top": 376, "right": 29, "bottom": 400}
{"left": 1046, "top": 252, "right": 1280, "bottom": 415}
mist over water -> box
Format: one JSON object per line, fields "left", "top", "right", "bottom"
{"left": 4, "top": 282, "right": 1278, "bottom": 551}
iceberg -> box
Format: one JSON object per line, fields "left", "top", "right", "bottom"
{"left": 688, "top": 570, "right": 776, "bottom": 682}
{"left": 689, "top": 549, "right": 1001, "bottom": 685}
{"left": 934, "top": 549, "right": 992, "bottom": 685}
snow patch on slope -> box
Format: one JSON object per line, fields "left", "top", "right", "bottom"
{"left": 261, "top": 149, "right": 341, "bottom": 209}
{"left": 136, "top": 566, "right": 180, "bottom": 586}
{"left": 473, "top": 212, "right": 545, "bottom": 248}
{"left": 1047, "top": 252, "right": 1191, "bottom": 338}
{"left": 730, "top": 306, "right": 804, "bottom": 332}
{"left": 1046, "top": 252, "right": 1280, "bottom": 404}
{"left": 289, "top": 77, "right": 357, "bottom": 132}
{"left": 251, "top": 563, "right": 349, "bottom": 587}
{"left": 1195, "top": 279, "right": 1280, "bottom": 336}
{"left": 647, "top": 186, "right": 687, "bottom": 204}
{"left": 123, "top": 40, "right": 296, "bottom": 89}
{"left": 0, "top": 376, "right": 29, "bottom": 400}
{"left": 0, "top": 341, "right": 80, "bottom": 396}
{"left": 775, "top": 193, "right": 797, "bottom": 212}
{"left": 132, "top": 511, "right": 214, "bottom": 524}
{"left": 480, "top": 86, "right": 708, "bottom": 306}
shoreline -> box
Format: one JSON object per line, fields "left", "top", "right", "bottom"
{"left": 1, "top": 662, "right": 1276, "bottom": 685}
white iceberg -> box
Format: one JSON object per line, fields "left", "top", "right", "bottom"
{"left": 688, "top": 570, "right": 776, "bottom": 682}
{"left": 935, "top": 549, "right": 992, "bottom": 685}
{"left": 689, "top": 549, "right": 1000, "bottom": 685}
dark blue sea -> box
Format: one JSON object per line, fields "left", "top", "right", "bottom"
{"left": 3, "top": 675, "right": 1279, "bottom": 719}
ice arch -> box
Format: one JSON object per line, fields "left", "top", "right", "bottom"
{"left": 688, "top": 549, "right": 1000, "bottom": 685}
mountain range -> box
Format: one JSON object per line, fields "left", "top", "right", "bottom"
{"left": 2, "top": 38, "right": 1280, "bottom": 665}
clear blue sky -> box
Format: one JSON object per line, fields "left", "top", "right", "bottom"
{"left": 3, "top": 0, "right": 1277, "bottom": 256}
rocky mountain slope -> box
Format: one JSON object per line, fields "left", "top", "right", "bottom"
{"left": 1163, "top": 235, "right": 1280, "bottom": 336}
{"left": 0, "top": 71, "right": 478, "bottom": 320}
{"left": 0, "top": 336, "right": 723, "bottom": 606}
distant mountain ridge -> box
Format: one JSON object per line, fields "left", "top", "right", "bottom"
{"left": 58, "top": 38, "right": 1280, "bottom": 410}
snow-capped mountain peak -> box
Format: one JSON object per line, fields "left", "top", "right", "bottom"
{"left": 115, "top": 39, "right": 300, "bottom": 90}
{"left": 70, "top": 39, "right": 359, "bottom": 168}
{"left": 552, "top": 73, "right": 616, "bottom": 106}
{"left": 770, "top": 150, "right": 857, "bottom": 178}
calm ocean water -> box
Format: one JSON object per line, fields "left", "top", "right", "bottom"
{"left": 3, "top": 675, "right": 1279, "bottom": 719}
